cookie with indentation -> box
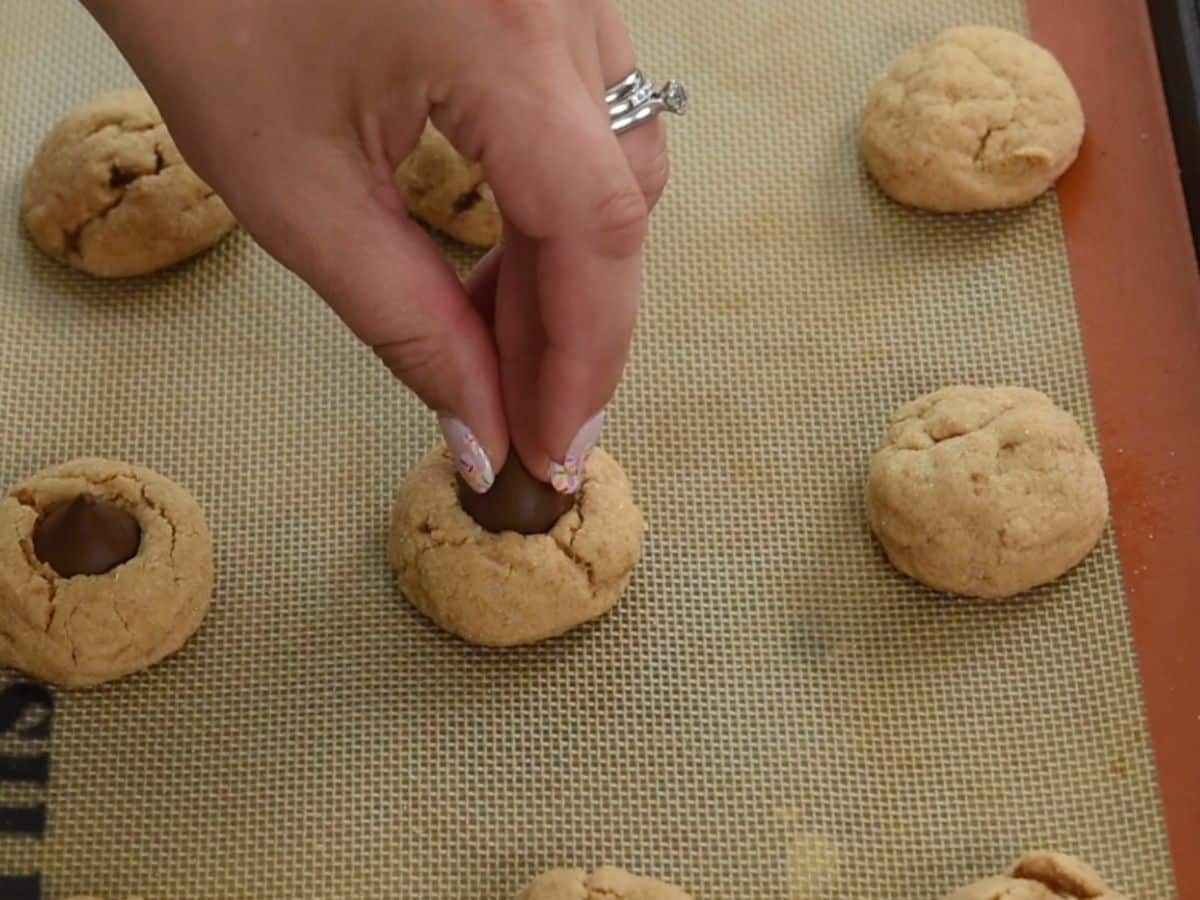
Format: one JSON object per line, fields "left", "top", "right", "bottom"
{"left": 860, "top": 26, "right": 1084, "bottom": 211}
{"left": 942, "top": 851, "right": 1128, "bottom": 900}
{"left": 866, "top": 386, "right": 1108, "bottom": 598}
{"left": 388, "top": 447, "right": 644, "bottom": 646}
{"left": 21, "top": 89, "right": 235, "bottom": 277}
{"left": 0, "top": 458, "right": 214, "bottom": 688}
{"left": 519, "top": 866, "right": 692, "bottom": 900}
{"left": 395, "top": 122, "right": 501, "bottom": 247}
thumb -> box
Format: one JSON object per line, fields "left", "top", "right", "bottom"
{"left": 253, "top": 161, "right": 508, "bottom": 493}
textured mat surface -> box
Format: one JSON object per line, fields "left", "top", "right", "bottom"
{"left": 0, "top": 0, "right": 1175, "bottom": 898}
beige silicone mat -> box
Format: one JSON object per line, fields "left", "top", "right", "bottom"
{"left": 0, "top": 0, "right": 1177, "bottom": 898}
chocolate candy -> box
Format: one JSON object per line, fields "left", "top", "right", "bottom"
{"left": 458, "top": 454, "right": 574, "bottom": 535}
{"left": 32, "top": 494, "right": 142, "bottom": 577}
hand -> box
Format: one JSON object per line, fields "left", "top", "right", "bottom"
{"left": 82, "top": 0, "right": 670, "bottom": 492}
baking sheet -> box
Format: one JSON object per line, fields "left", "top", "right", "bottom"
{"left": 0, "top": 0, "right": 1175, "bottom": 897}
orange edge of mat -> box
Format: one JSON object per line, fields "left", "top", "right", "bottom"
{"left": 1028, "top": 1, "right": 1200, "bottom": 896}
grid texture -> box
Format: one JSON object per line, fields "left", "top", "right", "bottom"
{"left": 0, "top": 1, "right": 1176, "bottom": 898}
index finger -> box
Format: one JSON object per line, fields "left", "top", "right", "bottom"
{"left": 479, "top": 67, "right": 646, "bottom": 487}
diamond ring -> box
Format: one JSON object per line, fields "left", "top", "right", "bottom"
{"left": 606, "top": 69, "right": 688, "bottom": 135}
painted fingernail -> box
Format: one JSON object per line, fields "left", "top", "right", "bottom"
{"left": 438, "top": 415, "right": 495, "bottom": 494}
{"left": 548, "top": 410, "right": 605, "bottom": 495}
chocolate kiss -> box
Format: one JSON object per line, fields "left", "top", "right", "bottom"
{"left": 458, "top": 454, "right": 574, "bottom": 535}
{"left": 33, "top": 494, "right": 141, "bottom": 577}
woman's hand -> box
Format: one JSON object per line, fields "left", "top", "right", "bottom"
{"left": 82, "top": 0, "right": 669, "bottom": 492}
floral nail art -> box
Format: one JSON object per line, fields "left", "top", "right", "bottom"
{"left": 439, "top": 416, "right": 494, "bottom": 493}
{"left": 548, "top": 410, "right": 605, "bottom": 495}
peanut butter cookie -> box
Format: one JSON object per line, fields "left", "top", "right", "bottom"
{"left": 0, "top": 458, "right": 214, "bottom": 688}
{"left": 860, "top": 27, "right": 1084, "bottom": 211}
{"left": 942, "top": 851, "right": 1128, "bottom": 900}
{"left": 395, "top": 122, "right": 501, "bottom": 247}
{"left": 389, "top": 447, "right": 644, "bottom": 645}
{"left": 22, "top": 89, "right": 235, "bottom": 277}
{"left": 867, "top": 386, "right": 1108, "bottom": 598}
{"left": 519, "top": 866, "right": 692, "bottom": 900}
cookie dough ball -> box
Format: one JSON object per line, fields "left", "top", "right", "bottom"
{"left": 943, "top": 851, "right": 1127, "bottom": 900}
{"left": 860, "top": 27, "right": 1084, "bottom": 211}
{"left": 389, "top": 447, "right": 644, "bottom": 645}
{"left": 21, "top": 89, "right": 235, "bottom": 277}
{"left": 395, "top": 122, "right": 501, "bottom": 247}
{"left": 866, "top": 386, "right": 1108, "bottom": 598}
{"left": 0, "top": 458, "right": 214, "bottom": 688}
{"left": 519, "top": 866, "right": 692, "bottom": 900}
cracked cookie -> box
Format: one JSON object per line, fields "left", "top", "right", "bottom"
{"left": 395, "top": 122, "right": 501, "bottom": 247}
{"left": 519, "top": 866, "right": 692, "bottom": 900}
{"left": 860, "top": 26, "right": 1084, "bottom": 211}
{"left": 866, "top": 386, "right": 1108, "bottom": 598}
{"left": 388, "top": 447, "right": 644, "bottom": 645}
{"left": 942, "top": 850, "right": 1128, "bottom": 900}
{"left": 21, "top": 89, "right": 235, "bottom": 277}
{"left": 0, "top": 458, "right": 214, "bottom": 688}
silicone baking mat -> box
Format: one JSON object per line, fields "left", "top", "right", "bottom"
{"left": 0, "top": 0, "right": 1177, "bottom": 898}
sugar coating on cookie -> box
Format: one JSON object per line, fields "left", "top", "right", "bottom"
{"left": 389, "top": 447, "right": 644, "bottom": 646}
{"left": 21, "top": 89, "right": 236, "bottom": 277}
{"left": 395, "top": 122, "right": 501, "bottom": 247}
{"left": 0, "top": 458, "right": 214, "bottom": 688}
{"left": 866, "top": 386, "right": 1108, "bottom": 598}
{"left": 860, "top": 26, "right": 1084, "bottom": 211}
{"left": 941, "top": 850, "right": 1127, "bottom": 900}
{"left": 518, "top": 866, "right": 692, "bottom": 900}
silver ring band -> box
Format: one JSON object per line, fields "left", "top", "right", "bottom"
{"left": 606, "top": 69, "right": 688, "bottom": 134}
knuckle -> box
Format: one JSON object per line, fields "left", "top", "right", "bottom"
{"left": 372, "top": 332, "right": 450, "bottom": 398}
{"left": 483, "top": 0, "right": 560, "bottom": 45}
{"left": 635, "top": 140, "right": 671, "bottom": 201}
{"left": 589, "top": 183, "right": 649, "bottom": 256}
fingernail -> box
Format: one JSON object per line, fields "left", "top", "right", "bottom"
{"left": 438, "top": 415, "right": 495, "bottom": 493}
{"left": 548, "top": 410, "right": 605, "bottom": 495}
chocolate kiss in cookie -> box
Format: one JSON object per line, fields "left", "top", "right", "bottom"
{"left": 458, "top": 454, "right": 574, "bottom": 535}
{"left": 33, "top": 494, "right": 142, "bottom": 577}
